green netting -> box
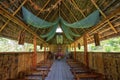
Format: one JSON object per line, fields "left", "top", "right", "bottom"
{"left": 60, "top": 10, "right": 100, "bottom": 28}
{"left": 45, "top": 24, "right": 58, "bottom": 41}
{"left": 22, "top": 6, "right": 100, "bottom": 41}
{"left": 61, "top": 24, "right": 74, "bottom": 41}
{"left": 22, "top": 7, "right": 58, "bottom": 28}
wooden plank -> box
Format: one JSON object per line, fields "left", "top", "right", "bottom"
{"left": 0, "top": 0, "right": 27, "bottom": 32}
{"left": 90, "top": 0, "right": 117, "bottom": 33}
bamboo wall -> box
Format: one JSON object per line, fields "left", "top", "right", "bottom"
{"left": 0, "top": 52, "right": 45, "bottom": 80}
{"left": 37, "top": 52, "right": 45, "bottom": 63}
{"left": 75, "top": 52, "right": 120, "bottom": 80}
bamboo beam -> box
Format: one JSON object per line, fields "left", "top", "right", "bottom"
{"left": 60, "top": 8, "right": 80, "bottom": 34}
{"left": 37, "top": 0, "right": 51, "bottom": 15}
{"left": 88, "top": 23, "right": 120, "bottom": 43}
{"left": 98, "top": 18, "right": 120, "bottom": 34}
{"left": 28, "top": 0, "right": 52, "bottom": 42}
{"left": 62, "top": 1, "right": 78, "bottom": 21}
{"left": 71, "top": 0, "right": 93, "bottom": 41}
{"left": 88, "top": 8, "right": 120, "bottom": 34}
{"left": 0, "top": 6, "right": 46, "bottom": 44}
{"left": 90, "top": 0, "right": 117, "bottom": 33}
{"left": 71, "top": 0, "right": 86, "bottom": 17}
{"left": 28, "top": 10, "right": 53, "bottom": 42}
{"left": 83, "top": 33, "right": 89, "bottom": 68}
{"left": 0, "top": 0, "right": 27, "bottom": 32}
{"left": 62, "top": 1, "right": 92, "bottom": 42}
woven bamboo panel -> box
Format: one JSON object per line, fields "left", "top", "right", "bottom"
{"left": 18, "top": 53, "right": 32, "bottom": 74}
{"left": 37, "top": 52, "right": 44, "bottom": 63}
{"left": 0, "top": 52, "right": 32, "bottom": 80}
{"left": 75, "top": 52, "right": 120, "bottom": 80}
{"left": 0, "top": 54, "right": 18, "bottom": 80}
{"left": 76, "top": 52, "right": 84, "bottom": 63}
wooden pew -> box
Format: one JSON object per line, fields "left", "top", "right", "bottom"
{"left": 75, "top": 73, "right": 103, "bottom": 80}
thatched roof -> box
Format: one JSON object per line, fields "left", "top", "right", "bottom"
{"left": 0, "top": 0, "right": 120, "bottom": 45}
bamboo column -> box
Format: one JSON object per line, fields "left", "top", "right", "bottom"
{"left": 44, "top": 44, "right": 46, "bottom": 64}
{"left": 74, "top": 43, "right": 76, "bottom": 60}
{"left": 83, "top": 34, "right": 89, "bottom": 68}
{"left": 33, "top": 36, "right": 37, "bottom": 68}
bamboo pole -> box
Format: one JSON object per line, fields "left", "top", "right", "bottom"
{"left": 44, "top": 44, "right": 46, "bottom": 64}
{"left": 89, "top": 16, "right": 120, "bottom": 35}
{"left": 89, "top": 7, "right": 120, "bottom": 33}
{"left": 62, "top": 1, "right": 92, "bottom": 41}
{"left": 37, "top": 0, "right": 51, "bottom": 15}
{"left": 27, "top": 0, "right": 51, "bottom": 42}
{"left": 0, "top": 6, "right": 47, "bottom": 44}
{"left": 33, "top": 36, "right": 37, "bottom": 68}
{"left": 77, "top": 8, "right": 120, "bottom": 43}
{"left": 83, "top": 34, "right": 89, "bottom": 67}
{"left": 88, "top": 23, "right": 120, "bottom": 43}
{"left": 71, "top": 0, "right": 93, "bottom": 41}
{"left": 71, "top": 0, "right": 86, "bottom": 17}
{"left": 74, "top": 42, "right": 76, "bottom": 60}
{"left": 0, "top": 0, "right": 27, "bottom": 32}
{"left": 60, "top": 8, "right": 80, "bottom": 34}
{"left": 90, "top": 0, "right": 117, "bottom": 33}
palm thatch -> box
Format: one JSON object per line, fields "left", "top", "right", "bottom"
{"left": 0, "top": 0, "right": 120, "bottom": 45}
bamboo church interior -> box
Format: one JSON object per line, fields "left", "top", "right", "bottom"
{"left": 0, "top": 0, "right": 120, "bottom": 80}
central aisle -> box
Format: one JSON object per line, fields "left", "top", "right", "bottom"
{"left": 45, "top": 59, "right": 74, "bottom": 80}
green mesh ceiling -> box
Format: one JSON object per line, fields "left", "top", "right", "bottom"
{"left": 22, "top": 7, "right": 100, "bottom": 41}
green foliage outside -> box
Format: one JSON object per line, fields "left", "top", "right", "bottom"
{"left": 88, "top": 37, "right": 120, "bottom": 52}
{"left": 0, "top": 37, "right": 48, "bottom": 52}
{"left": 71, "top": 37, "right": 120, "bottom": 52}
{"left": 0, "top": 37, "right": 34, "bottom": 52}
{"left": 0, "top": 37, "right": 120, "bottom": 52}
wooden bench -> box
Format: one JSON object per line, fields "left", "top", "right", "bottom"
{"left": 75, "top": 73, "right": 103, "bottom": 80}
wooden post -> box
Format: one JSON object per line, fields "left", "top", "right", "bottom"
{"left": 44, "top": 44, "right": 46, "bottom": 64}
{"left": 83, "top": 34, "right": 89, "bottom": 68}
{"left": 74, "top": 43, "right": 76, "bottom": 60}
{"left": 33, "top": 36, "right": 37, "bottom": 69}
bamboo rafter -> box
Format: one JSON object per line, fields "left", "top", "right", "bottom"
{"left": 71, "top": 0, "right": 86, "bottom": 17}
{"left": 29, "top": 10, "right": 58, "bottom": 42}
{"left": 88, "top": 24, "right": 120, "bottom": 42}
{"left": 62, "top": 1, "right": 92, "bottom": 41}
{"left": 90, "top": 0, "right": 117, "bottom": 33}
{"left": 0, "top": 6, "right": 47, "bottom": 44}
{"left": 25, "top": 0, "right": 51, "bottom": 43}
{"left": 89, "top": 8, "right": 120, "bottom": 34}
{"left": 37, "top": 0, "right": 51, "bottom": 15}
{"left": 60, "top": 8, "right": 76, "bottom": 44}
{"left": 93, "top": 16, "right": 120, "bottom": 35}
{"left": 70, "top": 0, "right": 92, "bottom": 41}
{"left": 0, "top": 0, "right": 27, "bottom": 32}
{"left": 62, "top": 1, "right": 77, "bottom": 21}
{"left": 78, "top": 7, "right": 120, "bottom": 43}
{"left": 60, "top": 8, "right": 79, "bottom": 34}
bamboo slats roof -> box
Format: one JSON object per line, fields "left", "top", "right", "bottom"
{"left": 0, "top": 0, "right": 120, "bottom": 45}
